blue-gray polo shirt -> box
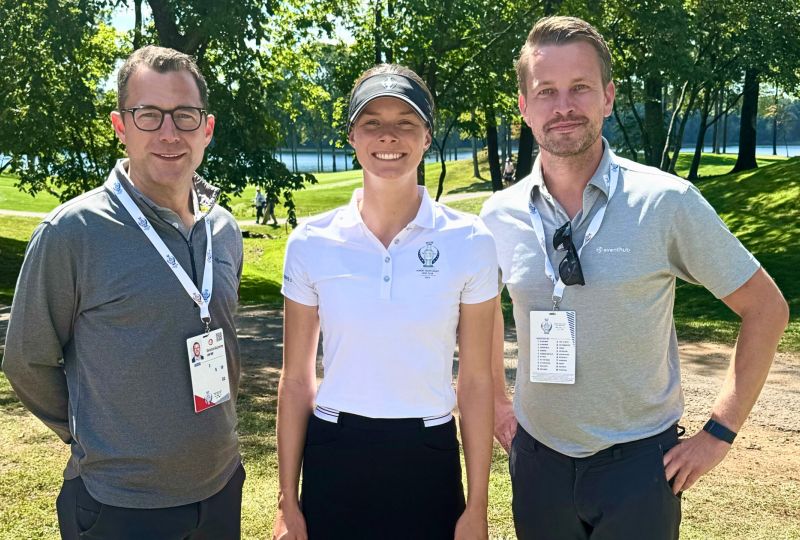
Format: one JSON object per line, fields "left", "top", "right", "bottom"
{"left": 480, "top": 142, "right": 759, "bottom": 457}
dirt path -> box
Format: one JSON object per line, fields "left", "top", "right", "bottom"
{"left": 234, "top": 305, "right": 800, "bottom": 493}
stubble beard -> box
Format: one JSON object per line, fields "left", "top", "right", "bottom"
{"left": 535, "top": 117, "right": 602, "bottom": 158}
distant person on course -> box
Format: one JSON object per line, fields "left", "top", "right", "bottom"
{"left": 479, "top": 16, "right": 789, "bottom": 540}
{"left": 273, "top": 64, "right": 497, "bottom": 540}
{"left": 503, "top": 157, "right": 515, "bottom": 185}
{"left": 255, "top": 187, "right": 267, "bottom": 224}
{"left": 3, "top": 45, "right": 245, "bottom": 539}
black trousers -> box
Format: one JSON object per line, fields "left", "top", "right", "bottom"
{"left": 301, "top": 414, "right": 466, "bottom": 540}
{"left": 56, "top": 462, "right": 245, "bottom": 540}
{"left": 510, "top": 426, "right": 682, "bottom": 540}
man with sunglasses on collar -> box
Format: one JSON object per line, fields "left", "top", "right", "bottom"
{"left": 480, "top": 16, "right": 788, "bottom": 540}
{"left": 3, "top": 46, "right": 244, "bottom": 539}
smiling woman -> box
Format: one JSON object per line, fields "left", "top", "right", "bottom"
{"left": 272, "top": 64, "right": 498, "bottom": 540}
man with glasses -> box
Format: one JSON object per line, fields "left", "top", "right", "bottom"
{"left": 480, "top": 16, "right": 788, "bottom": 539}
{"left": 4, "top": 46, "right": 245, "bottom": 539}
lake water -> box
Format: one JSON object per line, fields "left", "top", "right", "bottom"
{"left": 286, "top": 145, "right": 799, "bottom": 173}
{"left": 679, "top": 145, "right": 800, "bottom": 157}
{"left": 276, "top": 148, "right": 471, "bottom": 173}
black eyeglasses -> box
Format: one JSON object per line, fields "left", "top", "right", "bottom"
{"left": 553, "top": 221, "right": 585, "bottom": 286}
{"left": 119, "top": 106, "right": 207, "bottom": 132}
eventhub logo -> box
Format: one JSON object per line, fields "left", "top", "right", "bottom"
{"left": 595, "top": 246, "right": 631, "bottom": 254}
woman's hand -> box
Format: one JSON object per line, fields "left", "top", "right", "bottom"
{"left": 272, "top": 496, "right": 308, "bottom": 540}
{"left": 454, "top": 505, "right": 489, "bottom": 540}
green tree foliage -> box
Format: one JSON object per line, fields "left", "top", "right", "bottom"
{"left": 0, "top": 0, "right": 120, "bottom": 200}
{"left": 1, "top": 0, "right": 355, "bottom": 225}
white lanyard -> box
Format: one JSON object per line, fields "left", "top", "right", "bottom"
{"left": 105, "top": 171, "right": 214, "bottom": 330}
{"left": 527, "top": 160, "right": 620, "bottom": 309}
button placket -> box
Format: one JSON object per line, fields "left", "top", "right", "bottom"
{"left": 380, "top": 248, "right": 393, "bottom": 300}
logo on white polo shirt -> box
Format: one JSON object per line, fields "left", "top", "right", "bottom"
{"left": 416, "top": 241, "right": 440, "bottom": 279}
{"left": 594, "top": 246, "right": 631, "bottom": 254}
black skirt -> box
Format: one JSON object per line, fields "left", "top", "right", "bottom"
{"left": 301, "top": 413, "right": 466, "bottom": 539}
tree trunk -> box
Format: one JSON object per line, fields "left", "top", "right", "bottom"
{"left": 133, "top": 0, "right": 142, "bottom": 49}
{"left": 385, "top": 1, "right": 393, "bottom": 63}
{"left": 643, "top": 76, "right": 666, "bottom": 166}
{"left": 612, "top": 103, "right": 637, "bottom": 162}
{"left": 667, "top": 84, "right": 700, "bottom": 174}
{"left": 435, "top": 119, "right": 457, "bottom": 201}
{"left": 486, "top": 106, "right": 502, "bottom": 191}
{"left": 499, "top": 118, "right": 507, "bottom": 165}
{"left": 331, "top": 147, "right": 337, "bottom": 172}
{"left": 722, "top": 105, "right": 728, "bottom": 153}
{"left": 732, "top": 69, "right": 759, "bottom": 173}
{"left": 374, "top": 0, "right": 382, "bottom": 64}
{"left": 688, "top": 89, "right": 712, "bottom": 181}
{"left": 712, "top": 89, "right": 721, "bottom": 154}
{"left": 773, "top": 84, "right": 778, "bottom": 156}
{"left": 516, "top": 123, "right": 534, "bottom": 181}
{"left": 660, "top": 81, "right": 688, "bottom": 169}
{"left": 417, "top": 160, "right": 425, "bottom": 186}
{"left": 472, "top": 136, "right": 480, "bottom": 178}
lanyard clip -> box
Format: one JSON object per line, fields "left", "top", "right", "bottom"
{"left": 552, "top": 297, "right": 561, "bottom": 311}
{"left": 202, "top": 317, "right": 211, "bottom": 334}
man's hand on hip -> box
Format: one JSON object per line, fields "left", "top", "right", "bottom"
{"left": 663, "top": 429, "right": 731, "bottom": 495}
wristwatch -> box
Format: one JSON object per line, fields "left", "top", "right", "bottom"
{"left": 703, "top": 419, "right": 737, "bottom": 444}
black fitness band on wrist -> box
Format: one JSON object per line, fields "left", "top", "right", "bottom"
{"left": 703, "top": 419, "right": 737, "bottom": 444}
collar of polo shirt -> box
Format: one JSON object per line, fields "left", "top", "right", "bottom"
{"left": 337, "top": 185, "right": 437, "bottom": 229}
{"left": 529, "top": 138, "right": 615, "bottom": 202}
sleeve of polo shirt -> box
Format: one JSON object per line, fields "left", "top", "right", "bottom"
{"left": 2, "top": 222, "right": 74, "bottom": 443}
{"left": 461, "top": 218, "right": 500, "bottom": 304}
{"left": 281, "top": 227, "right": 319, "bottom": 306}
{"left": 667, "top": 184, "right": 760, "bottom": 299}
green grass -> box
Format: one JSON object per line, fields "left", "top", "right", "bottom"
{"left": 671, "top": 157, "right": 799, "bottom": 351}
{"left": 0, "top": 216, "right": 40, "bottom": 304}
{"left": 0, "top": 174, "right": 61, "bottom": 213}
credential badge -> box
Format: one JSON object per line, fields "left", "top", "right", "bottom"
{"left": 382, "top": 76, "right": 398, "bottom": 90}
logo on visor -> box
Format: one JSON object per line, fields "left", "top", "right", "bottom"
{"left": 382, "top": 76, "right": 398, "bottom": 90}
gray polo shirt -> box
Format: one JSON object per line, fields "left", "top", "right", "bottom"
{"left": 480, "top": 142, "right": 759, "bottom": 457}
{"left": 3, "top": 160, "right": 244, "bottom": 507}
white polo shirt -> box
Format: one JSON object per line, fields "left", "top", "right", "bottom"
{"left": 282, "top": 186, "right": 498, "bottom": 420}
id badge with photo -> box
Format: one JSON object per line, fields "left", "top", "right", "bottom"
{"left": 186, "top": 329, "right": 231, "bottom": 413}
{"left": 530, "top": 310, "right": 576, "bottom": 384}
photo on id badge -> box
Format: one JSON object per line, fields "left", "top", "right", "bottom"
{"left": 185, "top": 330, "right": 231, "bottom": 413}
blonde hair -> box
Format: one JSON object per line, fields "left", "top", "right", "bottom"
{"left": 516, "top": 16, "right": 612, "bottom": 95}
